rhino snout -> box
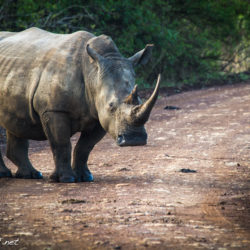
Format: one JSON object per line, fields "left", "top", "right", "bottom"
{"left": 116, "top": 130, "right": 147, "bottom": 147}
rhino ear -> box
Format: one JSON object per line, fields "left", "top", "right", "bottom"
{"left": 129, "top": 44, "right": 154, "bottom": 67}
{"left": 86, "top": 44, "right": 103, "bottom": 63}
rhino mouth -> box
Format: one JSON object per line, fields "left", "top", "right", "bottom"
{"left": 116, "top": 131, "right": 147, "bottom": 147}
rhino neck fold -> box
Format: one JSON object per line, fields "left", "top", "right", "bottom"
{"left": 82, "top": 58, "right": 99, "bottom": 121}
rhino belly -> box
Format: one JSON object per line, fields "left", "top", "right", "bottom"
{"left": 0, "top": 113, "right": 46, "bottom": 140}
{"left": 0, "top": 99, "right": 46, "bottom": 140}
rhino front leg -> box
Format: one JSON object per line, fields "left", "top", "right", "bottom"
{"left": 42, "top": 112, "right": 75, "bottom": 183}
{"left": 73, "top": 124, "right": 106, "bottom": 182}
{"left": 6, "top": 131, "right": 42, "bottom": 179}
{"left": 0, "top": 149, "right": 12, "bottom": 178}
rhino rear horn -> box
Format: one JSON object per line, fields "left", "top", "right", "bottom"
{"left": 124, "top": 85, "right": 139, "bottom": 105}
{"left": 132, "top": 74, "right": 161, "bottom": 125}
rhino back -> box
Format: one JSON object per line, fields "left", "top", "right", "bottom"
{"left": 0, "top": 31, "right": 17, "bottom": 41}
{"left": 0, "top": 27, "right": 94, "bottom": 138}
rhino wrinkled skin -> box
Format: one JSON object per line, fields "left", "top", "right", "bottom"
{"left": 0, "top": 28, "right": 160, "bottom": 182}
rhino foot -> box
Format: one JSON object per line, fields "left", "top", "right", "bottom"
{"left": 15, "top": 169, "right": 43, "bottom": 179}
{"left": 74, "top": 168, "right": 94, "bottom": 182}
{"left": 76, "top": 172, "right": 94, "bottom": 182}
{"left": 0, "top": 169, "right": 12, "bottom": 178}
{"left": 50, "top": 171, "right": 76, "bottom": 183}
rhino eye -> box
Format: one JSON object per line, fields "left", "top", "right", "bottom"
{"left": 125, "top": 81, "right": 130, "bottom": 87}
{"left": 109, "top": 102, "right": 117, "bottom": 112}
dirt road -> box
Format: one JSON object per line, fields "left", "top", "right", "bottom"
{"left": 0, "top": 83, "right": 249, "bottom": 249}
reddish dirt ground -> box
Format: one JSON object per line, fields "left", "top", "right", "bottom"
{"left": 0, "top": 83, "right": 250, "bottom": 250}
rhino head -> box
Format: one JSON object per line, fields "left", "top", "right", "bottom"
{"left": 86, "top": 36, "right": 160, "bottom": 146}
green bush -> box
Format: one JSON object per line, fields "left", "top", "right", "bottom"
{"left": 0, "top": 0, "right": 249, "bottom": 87}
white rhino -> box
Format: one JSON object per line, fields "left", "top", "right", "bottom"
{"left": 0, "top": 27, "right": 160, "bottom": 182}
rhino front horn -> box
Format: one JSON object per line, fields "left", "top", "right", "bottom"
{"left": 132, "top": 74, "right": 161, "bottom": 125}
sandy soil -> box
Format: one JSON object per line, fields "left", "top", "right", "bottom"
{"left": 0, "top": 83, "right": 250, "bottom": 250}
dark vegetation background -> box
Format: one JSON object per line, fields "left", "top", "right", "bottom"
{"left": 0, "top": 0, "right": 249, "bottom": 88}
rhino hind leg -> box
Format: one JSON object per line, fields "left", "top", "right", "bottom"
{"left": 72, "top": 124, "right": 106, "bottom": 182}
{"left": 6, "top": 131, "right": 43, "bottom": 179}
{"left": 0, "top": 150, "right": 12, "bottom": 178}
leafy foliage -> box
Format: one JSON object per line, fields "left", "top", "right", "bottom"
{"left": 0, "top": 0, "right": 249, "bottom": 87}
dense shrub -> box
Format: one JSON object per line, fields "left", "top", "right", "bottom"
{"left": 0, "top": 0, "right": 249, "bottom": 87}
